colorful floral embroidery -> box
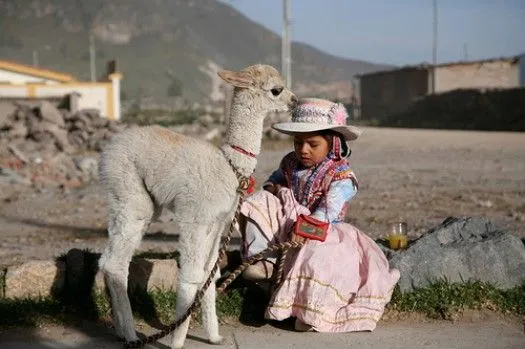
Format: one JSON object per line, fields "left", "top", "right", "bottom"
{"left": 280, "top": 152, "right": 357, "bottom": 220}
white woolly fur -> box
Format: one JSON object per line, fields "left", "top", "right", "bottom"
{"left": 97, "top": 64, "right": 297, "bottom": 348}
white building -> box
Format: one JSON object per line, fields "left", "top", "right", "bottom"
{"left": 0, "top": 60, "right": 122, "bottom": 120}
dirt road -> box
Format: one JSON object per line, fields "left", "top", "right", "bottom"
{"left": 1, "top": 126, "right": 524, "bottom": 267}
{"left": 1, "top": 317, "right": 524, "bottom": 349}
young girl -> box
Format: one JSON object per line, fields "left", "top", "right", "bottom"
{"left": 239, "top": 98, "right": 400, "bottom": 333}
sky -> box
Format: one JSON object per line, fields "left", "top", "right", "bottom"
{"left": 223, "top": 0, "right": 525, "bottom": 66}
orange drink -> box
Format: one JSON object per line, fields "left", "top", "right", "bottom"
{"left": 387, "top": 234, "right": 408, "bottom": 250}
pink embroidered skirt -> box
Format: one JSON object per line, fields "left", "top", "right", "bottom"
{"left": 240, "top": 189, "right": 400, "bottom": 332}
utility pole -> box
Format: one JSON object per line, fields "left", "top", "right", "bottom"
{"left": 32, "top": 49, "right": 39, "bottom": 67}
{"left": 89, "top": 33, "right": 97, "bottom": 82}
{"left": 431, "top": 0, "right": 438, "bottom": 94}
{"left": 282, "top": 0, "right": 292, "bottom": 89}
{"left": 463, "top": 43, "right": 469, "bottom": 61}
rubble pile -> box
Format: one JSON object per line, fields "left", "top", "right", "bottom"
{"left": 0, "top": 101, "right": 127, "bottom": 190}
{"left": 0, "top": 99, "right": 291, "bottom": 191}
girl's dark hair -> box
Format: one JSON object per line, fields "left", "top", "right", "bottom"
{"left": 319, "top": 130, "right": 351, "bottom": 158}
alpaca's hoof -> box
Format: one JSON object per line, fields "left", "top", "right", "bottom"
{"left": 208, "top": 335, "right": 224, "bottom": 345}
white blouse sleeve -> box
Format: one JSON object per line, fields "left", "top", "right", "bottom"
{"left": 310, "top": 178, "right": 357, "bottom": 223}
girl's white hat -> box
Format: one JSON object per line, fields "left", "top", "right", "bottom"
{"left": 272, "top": 98, "right": 362, "bottom": 141}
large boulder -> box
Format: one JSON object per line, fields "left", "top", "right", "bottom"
{"left": 389, "top": 217, "right": 525, "bottom": 292}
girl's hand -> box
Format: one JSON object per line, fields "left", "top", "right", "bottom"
{"left": 291, "top": 222, "right": 307, "bottom": 244}
{"left": 263, "top": 183, "right": 282, "bottom": 195}
{"left": 291, "top": 232, "right": 307, "bottom": 244}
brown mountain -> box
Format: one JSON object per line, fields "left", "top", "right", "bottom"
{"left": 0, "top": 0, "right": 392, "bottom": 104}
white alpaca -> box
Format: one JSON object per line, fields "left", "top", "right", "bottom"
{"left": 98, "top": 64, "right": 297, "bottom": 348}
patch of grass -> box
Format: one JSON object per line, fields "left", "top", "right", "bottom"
{"left": 216, "top": 288, "right": 244, "bottom": 318}
{"left": 92, "top": 290, "right": 111, "bottom": 319}
{"left": 136, "top": 289, "right": 178, "bottom": 325}
{"left": 388, "top": 280, "right": 525, "bottom": 319}
{"left": 1, "top": 280, "right": 524, "bottom": 329}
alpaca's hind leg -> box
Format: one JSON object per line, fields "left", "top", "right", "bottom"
{"left": 99, "top": 201, "right": 154, "bottom": 340}
{"left": 170, "top": 223, "right": 215, "bottom": 349}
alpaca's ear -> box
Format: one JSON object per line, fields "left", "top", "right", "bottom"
{"left": 218, "top": 70, "right": 255, "bottom": 88}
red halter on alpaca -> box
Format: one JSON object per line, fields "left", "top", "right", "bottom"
{"left": 230, "top": 145, "right": 257, "bottom": 158}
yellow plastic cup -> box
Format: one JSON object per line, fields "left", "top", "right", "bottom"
{"left": 387, "top": 234, "right": 408, "bottom": 250}
{"left": 387, "top": 221, "right": 408, "bottom": 250}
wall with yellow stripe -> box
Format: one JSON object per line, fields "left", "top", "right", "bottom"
{"left": 0, "top": 81, "right": 118, "bottom": 120}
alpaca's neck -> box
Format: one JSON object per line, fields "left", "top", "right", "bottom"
{"left": 221, "top": 91, "right": 266, "bottom": 178}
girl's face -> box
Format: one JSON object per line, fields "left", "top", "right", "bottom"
{"left": 293, "top": 133, "right": 331, "bottom": 168}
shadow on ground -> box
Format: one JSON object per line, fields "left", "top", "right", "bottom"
{"left": 0, "top": 214, "right": 245, "bottom": 247}
{"left": 0, "top": 248, "right": 275, "bottom": 348}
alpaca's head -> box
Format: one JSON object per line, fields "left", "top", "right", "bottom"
{"left": 218, "top": 64, "right": 297, "bottom": 113}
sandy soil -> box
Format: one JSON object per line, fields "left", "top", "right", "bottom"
{"left": 1, "top": 126, "right": 524, "bottom": 268}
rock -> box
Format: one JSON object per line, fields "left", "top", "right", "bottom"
{"left": 128, "top": 259, "right": 179, "bottom": 292}
{"left": 107, "top": 120, "right": 123, "bottom": 133}
{"left": 91, "top": 117, "right": 109, "bottom": 128}
{"left": 80, "top": 108, "right": 101, "bottom": 119}
{"left": 0, "top": 102, "right": 17, "bottom": 129}
{"left": 72, "top": 113, "right": 94, "bottom": 133}
{"left": 68, "top": 129, "right": 89, "bottom": 148}
{"left": 7, "top": 122, "right": 28, "bottom": 139}
{"left": 3, "top": 260, "right": 66, "bottom": 298}
{"left": 14, "top": 105, "right": 32, "bottom": 121}
{"left": 0, "top": 167, "right": 31, "bottom": 185}
{"left": 8, "top": 144, "right": 29, "bottom": 164}
{"left": 29, "top": 121, "right": 72, "bottom": 152}
{"left": 389, "top": 217, "right": 525, "bottom": 292}
{"left": 39, "top": 101, "right": 66, "bottom": 128}
{"left": 1, "top": 103, "right": 125, "bottom": 189}
{"left": 95, "top": 259, "right": 179, "bottom": 292}
{"left": 74, "top": 156, "right": 99, "bottom": 181}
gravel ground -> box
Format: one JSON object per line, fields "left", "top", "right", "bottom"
{"left": 1, "top": 126, "right": 524, "bottom": 268}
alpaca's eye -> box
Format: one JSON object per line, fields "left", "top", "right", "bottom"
{"left": 271, "top": 87, "right": 283, "bottom": 96}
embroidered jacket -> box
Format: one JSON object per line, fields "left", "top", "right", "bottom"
{"left": 267, "top": 152, "right": 358, "bottom": 223}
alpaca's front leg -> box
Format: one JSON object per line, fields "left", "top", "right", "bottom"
{"left": 171, "top": 223, "right": 211, "bottom": 349}
{"left": 201, "top": 268, "right": 223, "bottom": 345}
{"left": 170, "top": 281, "right": 198, "bottom": 349}
{"left": 201, "top": 219, "right": 229, "bottom": 344}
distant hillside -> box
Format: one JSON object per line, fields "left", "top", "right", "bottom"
{"left": 0, "top": 0, "right": 392, "bottom": 105}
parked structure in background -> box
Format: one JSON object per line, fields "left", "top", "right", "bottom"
{"left": 356, "top": 55, "right": 525, "bottom": 120}
{"left": 0, "top": 60, "right": 122, "bottom": 120}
